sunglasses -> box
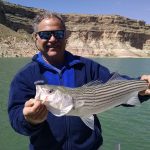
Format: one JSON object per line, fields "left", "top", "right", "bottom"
{"left": 37, "top": 30, "right": 65, "bottom": 40}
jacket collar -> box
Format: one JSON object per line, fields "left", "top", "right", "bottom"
{"left": 32, "top": 50, "right": 84, "bottom": 71}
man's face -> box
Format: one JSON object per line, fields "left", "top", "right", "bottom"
{"left": 35, "top": 18, "right": 66, "bottom": 59}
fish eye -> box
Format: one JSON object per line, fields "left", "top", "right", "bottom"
{"left": 49, "top": 89, "right": 54, "bottom": 93}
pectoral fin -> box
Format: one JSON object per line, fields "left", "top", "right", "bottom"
{"left": 125, "top": 91, "right": 141, "bottom": 106}
{"left": 81, "top": 115, "right": 94, "bottom": 130}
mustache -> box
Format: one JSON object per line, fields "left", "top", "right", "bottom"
{"left": 45, "top": 44, "right": 60, "bottom": 49}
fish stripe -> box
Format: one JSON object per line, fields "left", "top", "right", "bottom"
{"left": 67, "top": 80, "right": 148, "bottom": 113}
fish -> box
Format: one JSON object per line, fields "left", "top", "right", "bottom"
{"left": 35, "top": 75, "right": 148, "bottom": 129}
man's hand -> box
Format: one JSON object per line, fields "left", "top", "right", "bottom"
{"left": 23, "top": 99, "right": 48, "bottom": 125}
{"left": 139, "top": 75, "right": 150, "bottom": 95}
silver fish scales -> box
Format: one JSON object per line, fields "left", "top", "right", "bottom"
{"left": 63, "top": 79, "right": 148, "bottom": 116}
{"left": 35, "top": 79, "right": 148, "bottom": 129}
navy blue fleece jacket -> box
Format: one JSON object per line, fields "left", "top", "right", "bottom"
{"left": 8, "top": 51, "right": 149, "bottom": 150}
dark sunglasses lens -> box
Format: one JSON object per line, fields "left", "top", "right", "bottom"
{"left": 38, "top": 32, "right": 51, "bottom": 40}
{"left": 38, "top": 30, "right": 64, "bottom": 40}
{"left": 54, "top": 30, "right": 65, "bottom": 39}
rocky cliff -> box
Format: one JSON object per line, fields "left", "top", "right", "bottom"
{"left": 0, "top": 1, "right": 150, "bottom": 57}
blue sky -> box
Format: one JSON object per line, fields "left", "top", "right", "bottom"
{"left": 7, "top": 0, "right": 150, "bottom": 24}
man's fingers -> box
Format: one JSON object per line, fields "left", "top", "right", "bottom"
{"left": 141, "top": 75, "right": 150, "bottom": 83}
{"left": 23, "top": 99, "right": 43, "bottom": 115}
{"left": 24, "top": 99, "right": 35, "bottom": 107}
{"left": 144, "top": 89, "right": 150, "bottom": 95}
{"left": 141, "top": 75, "right": 150, "bottom": 90}
{"left": 31, "top": 100, "right": 43, "bottom": 113}
{"left": 34, "top": 105, "right": 48, "bottom": 120}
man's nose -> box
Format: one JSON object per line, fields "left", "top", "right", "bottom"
{"left": 48, "top": 34, "right": 57, "bottom": 42}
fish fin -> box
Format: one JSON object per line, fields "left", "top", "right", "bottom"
{"left": 82, "top": 72, "right": 126, "bottom": 88}
{"left": 108, "top": 72, "right": 127, "bottom": 81}
{"left": 125, "top": 91, "right": 141, "bottom": 106}
{"left": 82, "top": 80, "right": 103, "bottom": 87}
{"left": 81, "top": 115, "right": 94, "bottom": 130}
{"left": 83, "top": 72, "right": 128, "bottom": 88}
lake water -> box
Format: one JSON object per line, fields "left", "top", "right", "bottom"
{"left": 0, "top": 58, "right": 150, "bottom": 150}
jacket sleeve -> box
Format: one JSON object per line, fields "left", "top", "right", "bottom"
{"left": 8, "top": 66, "right": 45, "bottom": 136}
{"left": 84, "top": 58, "right": 112, "bottom": 83}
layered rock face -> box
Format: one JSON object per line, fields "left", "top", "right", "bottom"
{"left": 0, "top": 1, "right": 150, "bottom": 57}
{"left": 64, "top": 15, "right": 150, "bottom": 57}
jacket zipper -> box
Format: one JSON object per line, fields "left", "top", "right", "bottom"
{"left": 58, "top": 71, "right": 71, "bottom": 149}
{"left": 59, "top": 71, "right": 63, "bottom": 85}
{"left": 65, "top": 116, "right": 71, "bottom": 150}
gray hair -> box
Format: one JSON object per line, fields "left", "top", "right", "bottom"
{"left": 33, "top": 11, "right": 66, "bottom": 32}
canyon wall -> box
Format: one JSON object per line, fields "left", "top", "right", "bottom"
{"left": 0, "top": 1, "right": 150, "bottom": 57}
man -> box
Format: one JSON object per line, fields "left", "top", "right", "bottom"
{"left": 8, "top": 11, "right": 150, "bottom": 150}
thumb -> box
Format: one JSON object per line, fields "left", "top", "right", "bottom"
{"left": 24, "top": 99, "right": 36, "bottom": 107}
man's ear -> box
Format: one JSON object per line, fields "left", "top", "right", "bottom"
{"left": 32, "top": 32, "right": 38, "bottom": 41}
{"left": 32, "top": 32, "right": 40, "bottom": 50}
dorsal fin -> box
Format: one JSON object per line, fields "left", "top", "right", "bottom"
{"left": 82, "top": 72, "right": 127, "bottom": 89}
{"left": 82, "top": 80, "right": 103, "bottom": 87}
{"left": 108, "top": 72, "right": 127, "bottom": 82}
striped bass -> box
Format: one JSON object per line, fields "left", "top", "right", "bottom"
{"left": 35, "top": 78, "right": 148, "bottom": 129}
